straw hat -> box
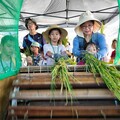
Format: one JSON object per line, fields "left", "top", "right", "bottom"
{"left": 75, "top": 11, "right": 102, "bottom": 37}
{"left": 31, "top": 42, "right": 40, "bottom": 48}
{"left": 43, "top": 25, "right": 68, "bottom": 42}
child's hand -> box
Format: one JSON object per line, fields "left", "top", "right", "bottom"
{"left": 46, "top": 51, "right": 53, "bottom": 58}
{"left": 54, "top": 54, "right": 61, "bottom": 59}
{"left": 26, "top": 56, "right": 33, "bottom": 65}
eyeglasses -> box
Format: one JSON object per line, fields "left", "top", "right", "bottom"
{"left": 81, "top": 24, "right": 93, "bottom": 29}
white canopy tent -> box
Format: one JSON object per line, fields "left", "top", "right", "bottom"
{"left": 19, "top": 0, "right": 118, "bottom": 28}
{"left": 19, "top": 0, "right": 119, "bottom": 55}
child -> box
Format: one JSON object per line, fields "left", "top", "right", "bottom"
{"left": 43, "top": 25, "right": 68, "bottom": 65}
{"left": 109, "top": 39, "right": 117, "bottom": 63}
{"left": 77, "top": 42, "right": 99, "bottom": 65}
{"left": 85, "top": 42, "right": 97, "bottom": 55}
{"left": 22, "top": 18, "right": 45, "bottom": 55}
{"left": 27, "top": 42, "right": 44, "bottom": 66}
{"left": 0, "top": 35, "right": 16, "bottom": 73}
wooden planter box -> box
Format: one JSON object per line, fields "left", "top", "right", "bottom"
{"left": 6, "top": 66, "right": 120, "bottom": 120}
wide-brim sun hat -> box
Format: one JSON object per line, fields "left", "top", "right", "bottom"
{"left": 43, "top": 25, "right": 68, "bottom": 43}
{"left": 75, "top": 11, "right": 102, "bottom": 37}
{"left": 31, "top": 42, "right": 40, "bottom": 48}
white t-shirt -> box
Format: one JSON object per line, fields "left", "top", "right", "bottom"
{"left": 43, "top": 43, "right": 66, "bottom": 65}
{"left": 0, "top": 57, "right": 16, "bottom": 73}
{"left": 65, "top": 45, "right": 72, "bottom": 53}
{"left": 21, "top": 53, "right": 27, "bottom": 67}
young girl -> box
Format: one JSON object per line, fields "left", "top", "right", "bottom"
{"left": 27, "top": 42, "right": 44, "bottom": 66}
{"left": 85, "top": 42, "right": 97, "bottom": 55}
{"left": 0, "top": 35, "right": 16, "bottom": 73}
{"left": 77, "top": 42, "right": 98, "bottom": 65}
{"left": 43, "top": 25, "right": 68, "bottom": 65}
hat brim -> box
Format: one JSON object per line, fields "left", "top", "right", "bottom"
{"left": 75, "top": 18, "right": 102, "bottom": 37}
{"left": 31, "top": 42, "right": 40, "bottom": 48}
{"left": 31, "top": 45, "right": 40, "bottom": 48}
{"left": 43, "top": 26, "right": 68, "bottom": 43}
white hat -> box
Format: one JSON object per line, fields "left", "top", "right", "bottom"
{"left": 75, "top": 11, "right": 102, "bottom": 37}
{"left": 31, "top": 42, "right": 40, "bottom": 48}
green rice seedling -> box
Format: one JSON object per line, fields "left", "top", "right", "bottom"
{"left": 84, "top": 53, "right": 120, "bottom": 100}
{"left": 51, "top": 57, "right": 76, "bottom": 104}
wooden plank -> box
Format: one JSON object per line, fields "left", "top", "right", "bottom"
{"left": 14, "top": 72, "right": 104, "bottom": 88}
{"left": 6, "top": 118, "right": 120, "bottom": 120}
{"left": 13, "top": 77, "right": 104, "bottom": 88}
{"left": 17, "top": 72, "right": 101, "bottom": 83}
{"left": 19, "top": 65, "right": 120, "bottom": 73}
{"left": 8, "top": 105, "right": 120, "bottom": 117}
{"left": 9, "top": 89, "right": 114, "bottom": 100}
{"left": 19, "top": 65, "right": 87, "bottom": 73}
{"left": 15, "top": 99, "right": 118, "bottom": 106}
{"left": 18, "top": 72, "right": 100, "bottom": 77}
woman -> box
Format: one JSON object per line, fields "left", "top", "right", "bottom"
{"left": 73, "top": 11, "right": 108, "bottom": 63}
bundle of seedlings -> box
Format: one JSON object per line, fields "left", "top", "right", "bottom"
{"left": 51, "top": 57, "right": 76, "bottom": 104}
{"left": 84, "top": 53, "right": 120, "bottom": 100}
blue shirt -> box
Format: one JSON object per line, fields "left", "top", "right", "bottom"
{"left": 23, "top": 33, "right": 45, "bottom": 51}
{"left": 73, "top": 32, "right": 108, "bottom": 59}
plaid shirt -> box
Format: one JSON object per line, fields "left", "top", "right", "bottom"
{"left": 31, "top": 53, "right": 41, "bottom": 66}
